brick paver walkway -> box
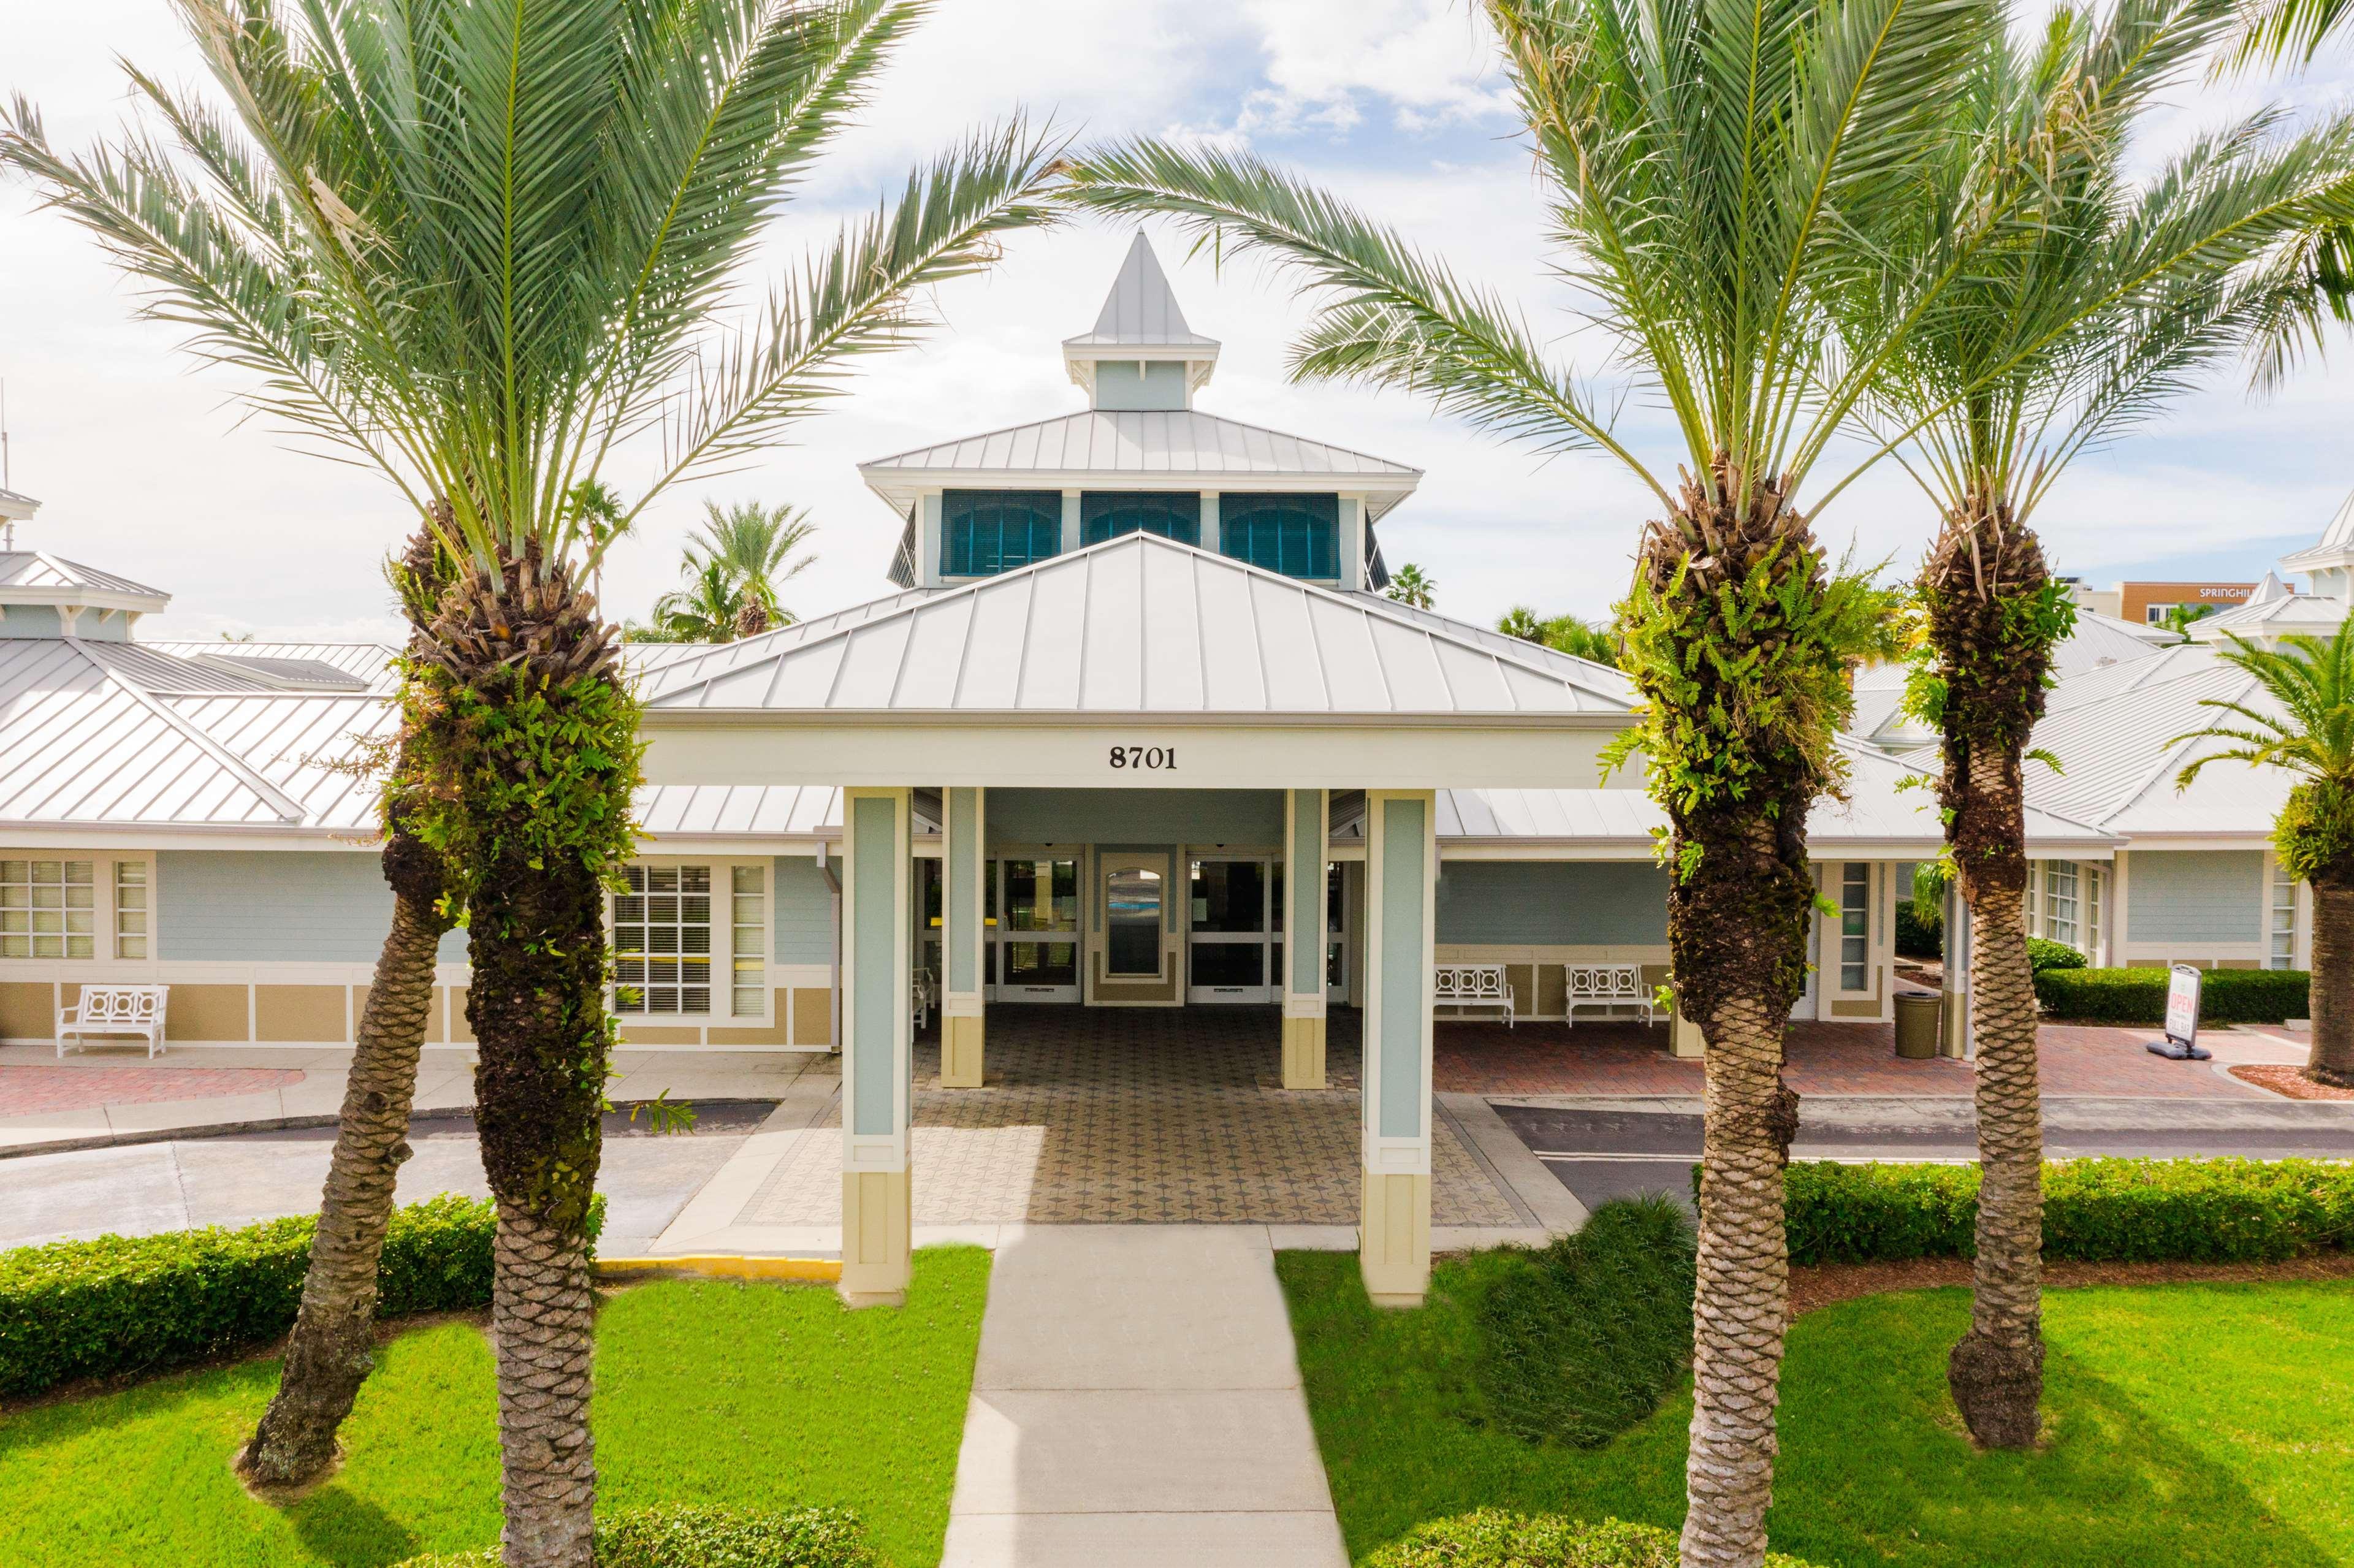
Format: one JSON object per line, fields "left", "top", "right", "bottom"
{"left": 742, "top": 1007, "right": 1519, "bottom": 1226}
{"left": 1433, "top": 1019, "right": 2275, "bottom": 1098}
{"left": 0, "top": 1064, "right": 305, "bottom": 1117}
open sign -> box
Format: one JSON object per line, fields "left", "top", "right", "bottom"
{"left": 2147, "top": 964, "right": 2211, "bottom": 1062}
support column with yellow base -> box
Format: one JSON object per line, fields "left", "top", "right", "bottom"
{"left": 1282, "top": 788, "right": 1330, "bottom": 1089}
{"left": 1360, "top": 790, "right": 1436, "bottom": 1307}
{"left": 939, "top": 786, "right": 987, "bottom": 1088}
{"left": 840, "top": 788, "right": 913, "bottom": 1307}
{"left": 1360, "top": 1169, "right": 1433, "bottom": 1306}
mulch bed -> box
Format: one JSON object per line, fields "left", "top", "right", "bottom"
{"left": 1789, "top": 1252, "right": 2354, "bottom": 1320}
{"left": 2228, "top": 1062, "right": 2354, "bottom": 1100}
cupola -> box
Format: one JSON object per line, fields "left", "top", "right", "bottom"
{"left": 0, "top": 495, "right": 171, "bottom": 640}
{"left": 1061, "top": 234, "right": 1221, "bottom": 412}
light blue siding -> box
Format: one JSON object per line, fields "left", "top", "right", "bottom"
{"left": 1289, "top": 790, "right": 1322, "bottom": 995}
{"left": 0, "top": 606, "right": 129, "bottom": 641}
{"left": 1091, "top": 360, "right": 1189, "bottom": 411}
{"left": 987, "top": 788, "right": 1284, "bottom": 845}
{"left": 158, "top": 850, "right": 466, "bottom": 964}
{"left": 947, "top": 788, "right": 980, "bottom": 994}
{"left": 1436, "top": 861, "right": 1668, "bottom": 946}
{"left": 850, "top": 797, "right": 898, "bottom": 1138}
{"left": 772, "top": 855, "right": 835, "bottom": 965}
{"left": 2128, "top": 850, "right": 2263, "bottom": 945}
{"left": 1377, "top": 798, "right": 1428, "bottom": 1141}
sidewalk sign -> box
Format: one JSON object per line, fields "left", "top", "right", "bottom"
{"left": 2146, "top": 964, "right": 2211, "bottom": 1062}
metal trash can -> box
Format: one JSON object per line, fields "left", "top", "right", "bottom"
{"left": 1894, "top": 991, "right": 1941, "bottom": 1059}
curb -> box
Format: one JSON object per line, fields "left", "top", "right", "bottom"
{"left": 596, "top": 1254, "right": 841, "bottom": 1283}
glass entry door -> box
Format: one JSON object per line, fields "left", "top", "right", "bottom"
{"left": 1188, "top": 858, "right": 1273, "bottom": 1003}
{"left": 1100, "top": 854, "right": 1169, "bottom": 987}
{"left": 988, "top": 856, "right": 1079, "bottom": 1002}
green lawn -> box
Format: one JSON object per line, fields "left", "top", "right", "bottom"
{"left": 0, "top": 1247, "right": 989, "bottom": 1568}
{"left": 1281, "top": 1250, "right": 2354, "bottom": 1567}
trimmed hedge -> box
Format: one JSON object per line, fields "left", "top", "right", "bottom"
{"left": 0, "top": 1192, "right": 603, "bottom": 1400}
{"left": 2025, "top": 937, "right": 2085, "bottom": 973}
{"left": 394, "top": 1506, "right": 877, "bottom": 1568}
{"left": 2034, "top": 964, "right": 2309, "bottom": 1024}
{"left": 1361, "top": 1510, "right": 1823, "bottom": 1567}
{"left": 1783, "top": 1157, "right": 2354, "bottom": 1266}
{"left": 1474, "top": 1197, "right": 1696, "bottom": 1447}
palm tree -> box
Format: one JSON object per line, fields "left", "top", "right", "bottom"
{"left": 687, "top": 500, "right": 818, "bottom": 636}
{"left": 1065, "top": 0, "right": 1997, "bottom": 1555}
{"left": 644, "top": 557, "right": 754, "bottom": 643}
{"left": 1832, "top": 0, "right": 2354, "bottom": 1447}
{"left": 1385, "top": 561, "right": 1437, "bottom": 609}
{"left": 2177, "top": 622, "right": 2354, "bottom": 1085}
{"left": 1500, "top": 607, "right": 1620, "bottom": 668}
{"left": 239, "top": 525, "right": 457, "bottom": 1488}
{"left": 567, "top": 480, "right": 632, "bottom": 605}
{"left": 1, "top": 2, "right": 1061, "bottom": 1559}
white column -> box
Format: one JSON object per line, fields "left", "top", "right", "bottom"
{"left": 1061, "top": 490, "right": 1082, "bottom": 555}
{"left": 1360, "top": 789, "right": 1434, "bottom": 1306}
{"left": 940, "top": 786, "right": 986, "bottom": 1087}
{"left": 1200, "top": 491, "right": 1221, "bottom": 557}
{"left": 1281, "top": 789, "right": 1329, "bottom": 1089}
{"left": 840, "top": 787, "right": 913, "bottom": 1305}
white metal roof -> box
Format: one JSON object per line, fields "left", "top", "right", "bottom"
{"left": 641, "top": 531, "right": 1637, "bottom": 718}
{"left": 2187, "top": 582, "right": 2348, "bottom": 642}
{"left": 0, "top": 487, "right": 37, "bottom": 522}
{"left": 1065, "top": 234, "right": 1217, "bottom": 351}
{"left": 0, "top": 551, "right": 172, "bottom": 614}
{"left": 635, "top": 784, "right": 842, "bottom": 840}
{"left": 2024, "top": 645, "right": 2287, "bottom": 838}
{"left": 858, "top": 408, "right": 1423, "bottom": 522}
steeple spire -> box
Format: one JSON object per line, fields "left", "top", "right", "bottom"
{"left": 1063, "top": 234, "right": 1221, "bottom": 411}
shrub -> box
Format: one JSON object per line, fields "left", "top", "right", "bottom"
{"left": 394, "top": 1506, "right": 878, "bottom": 1568}
{"left": 1360, "top": 1510, "right": 1823, "bottom": 1567}
{"left": 2034, "top": 965, "right": 2308, "bottom": 1024}
{"left": 2025, "top": 937, "right": 2085, "bottom": 973}
{"left": 1474, "top": 1197, "right": 1696, "bottom": 1447}
{"left": 1895, "top": 897, "right": 1943, "bottom": 959}
{"left": 0, "top": 1192, "right": 603, "bottom": 1399}
{"left": 1781, "top": 1157, "right": 2354, "bottom": 1266}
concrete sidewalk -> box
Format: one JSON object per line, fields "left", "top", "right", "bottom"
{"left": 0, "top": 1041, "right": 828, "bottom": 1156}
{"left": 940, "top": 1226, "right": 1349, "bottom": 1568}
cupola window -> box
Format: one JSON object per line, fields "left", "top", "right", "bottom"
{"left": 1219, "top": 493, "right": 1338, "bottom": 579}
{"left": 1081, "top": 492, "right": 1200, "bottom": 547}
{"left": 942, "top": 490, "right": 1062, "bottom": 577}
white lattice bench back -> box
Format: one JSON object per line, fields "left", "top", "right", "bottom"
{"left": 57, "top": 984, "right": 170, "bottom": 1059}
{"left": 1433, "top": 964, "right": 1515, "bottom": 1027}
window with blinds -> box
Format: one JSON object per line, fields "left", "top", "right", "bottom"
{"left": 731, "top": 865, "right": 766, "bottom": 1018}
{"left": 614, "top": 865, "right": 712, "bottom": 1014}
{"left": 1, "top": 860, "right": 95, "bottom": 960}
{"left": 2044, "top": 861, "right": 2081, "bottom": 951}
{"left": 2271, "top": 860, "right": 2298, "bottom": 970}
{"left": 1081, "top": 491, "right": 1200, "bottom": 547}
{"left": 1838, "top": 863, "right": 1870, "bottom": 991}
{"left": 1218, "top": 493, "right": 1338, "bottom": 578}
{"left": 942, "top": 490, "right": 1061, "bottom": 576}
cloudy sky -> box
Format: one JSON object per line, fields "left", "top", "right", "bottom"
{"left": 4, "top": 0, "right": 2352, "bottom": 642}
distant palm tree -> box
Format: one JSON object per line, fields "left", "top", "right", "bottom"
{"left": 566, "top": 481, "right": 632, "bottom": 605}
{"left": 688, "top": 500, "right": 818, "bottom": 636}
{"left": 2177, "top": 621, "right": 2354, "bottom": 1086}
{"left": 1385, "top": 561, "right": 1436, "bottom": 609}
{"left": 2158, "top": 603, "right": 2220, "bottom": 641}
{"left": 1499, "top": 606, "right": 1619, "bottom": 668}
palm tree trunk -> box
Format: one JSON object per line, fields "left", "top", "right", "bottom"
{"left": 2309, "top": 867, "right": 2354, "bottom": 1086}
{"left": 1947, "top": 750, "right": 2044, "bottom": 1448}
{"left": 1922, "top": 497, "right": 2058, "bottom": 1449}
{"left": 238, "top": 842, "right": 450, "bottom": 1486}
{"left": 1626, "top": 466, "right": 1827, "bottom": 1568}
{"left": 428, "top": 549, "right": 634, "bottom": 1568}
{"left": 240, "top": 529, "right": 455, "bottom": 1490}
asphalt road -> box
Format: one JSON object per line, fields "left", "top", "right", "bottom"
{"left": 0, "top": 1100, "right": 776, "bottom": 1254}
{"left": 1496, "top": 1097, "right": 2354, "bottom": 1215}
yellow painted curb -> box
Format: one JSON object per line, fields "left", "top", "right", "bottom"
{"left": 596, "top": 1255, "right": 842, "bottom": 1283}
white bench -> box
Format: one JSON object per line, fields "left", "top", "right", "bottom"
{"left": 1565, "top": 964, "right": 1656, "bottom": 1026}
{"left": 1434, "top": 964, "right": 1515, "bottom": 1027}
{"left": 56, "top": 985, "right": 170, "bottom": 1059}
{"left": 912, "top": 966, "right": 937, "bottom": 1032}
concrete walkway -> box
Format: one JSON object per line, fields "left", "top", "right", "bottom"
{"left": 941, "top": 1225, "right": 1349, "bottom": 1567}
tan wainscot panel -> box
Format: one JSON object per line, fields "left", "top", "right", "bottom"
{"left": 617, "top": 1024, "right": 703, "bottom": 1045}
{"left": 1, "top": 980, "right": 56, "bottom": 1040}
{"left": 791, "top": 987, "right": 833, "bottom": 1046}
{"left": 708, "top": 989, "right": 795, "bottom": 1046}
{"left": 256, "top": 984, "right": 351, "bottom": 1043}
{"left": 166, "top": 984, "right": 254, "bottom": 1043}
{"left": 444, "top": 988, "right": 474, "bottom": 1043}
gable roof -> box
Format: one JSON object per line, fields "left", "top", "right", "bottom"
{"left": 0, "top": 552, "right": 172, "bottom": 614}
{"left": 2025, "top": 645, "right": 2285, "bottom": 837}
{"left": 642, "top": 530, "right": 1635, "bottom": 718}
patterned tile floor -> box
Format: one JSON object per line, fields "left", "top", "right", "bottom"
{"left": 0, "top": 1064, "right": 305, "bottom": 1117}
{"left": 741, "top": 1007, "right": 1522, "bottom": 1227}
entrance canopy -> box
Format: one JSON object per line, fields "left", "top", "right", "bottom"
{"left": 638, "top": 532, "right": 1638, "bottom": 791}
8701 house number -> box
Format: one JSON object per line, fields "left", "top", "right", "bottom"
{"left": 1108, "top": 745, "right": 1177, "bottom": 771}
